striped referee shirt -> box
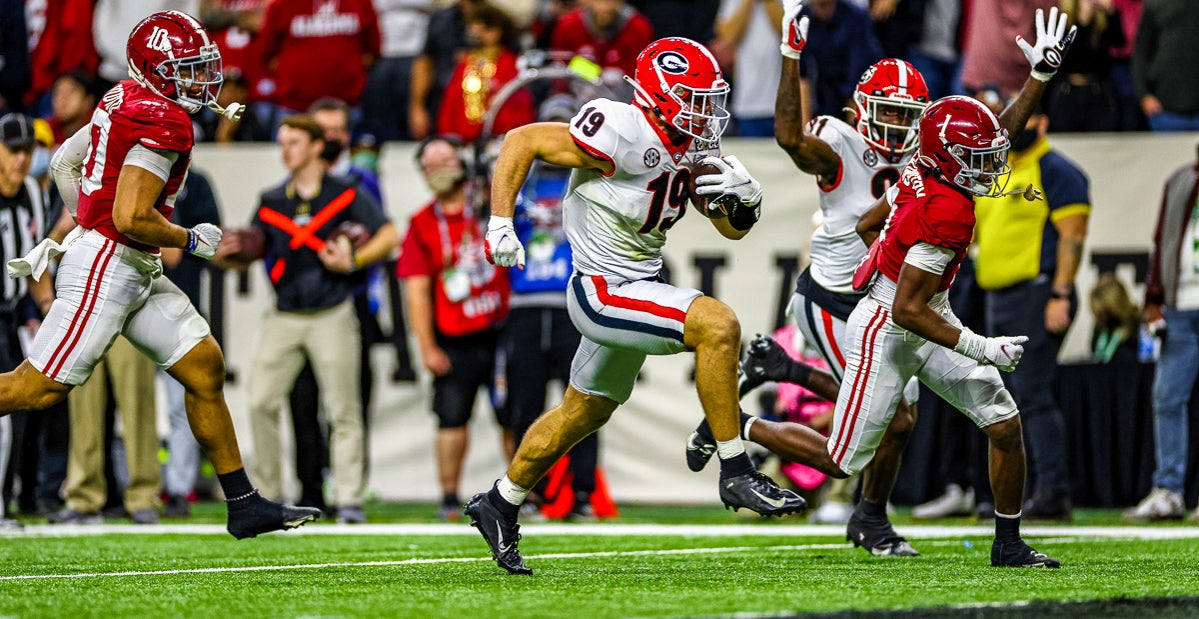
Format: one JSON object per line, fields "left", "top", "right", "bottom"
{"left": 0, "top": 177, "right": 45, "bottom": 310}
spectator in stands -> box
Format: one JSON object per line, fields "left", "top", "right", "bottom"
{"left": 49, "top": 337, "right": 161, "bottom": 525}
{"left": 1108, "top": 0, "right": 1144, "bottom": 130}
{"left": 46, "top": 71, "right": 99, "bottom": 145}
{"left": 1088, "top": 272, "right": 1141, "bottom": 365}
{"left": 629, "top": 0, "right": 719, "bottom": 43}
{"left": 974, "top": 105, "right": 1090, "bottom": 522}
{"left": 437, "top": 3, "right": 536, "bottom": 142}
{"left": 195, "top": 70, "right": 272, "bottom": 143}
{"left": 410, "top": 0, "right": 478, "bottom": 140}
{"left": 530, "top": 0, "right": 578, "bottom": 49}
{"left": 1133, "top": 0, "right": 1199, "bottom": 132}
{"left": 800, "top": 0, "right": 884, "bottom": 119}
{"left": 715, "top": 0, "right": 783, "bottom": 137}
{"left": 24, "top": 0, "right": 98, "bottom": 116}
{"left": 258, "top": 0, "right": 380, "bottom": 128}
{"left": 215, "top": 115, "right": 399, "bottom": 524}
{"left": 397, "top": 136, "right": 511, "bottom": 521}
{"left": 198, "top": 1, "right": 273, "bottom": 141}
{"left": 1127, "top": 148, "right": 1199, "bottom": 521}
{"left": 93, "top": 1, "right": 200, "bottom": 91}
{"left": 906, "top": 0, "right": 965, "bottom": 100}
{"left": 362, "top": 0, "right": 434, "bottom": 142}
{"left": 1046, "top": 0, "right": 1125, "bottom": 132}
{"left": 960, "top": 0, "right": 1057, "bottom": 98}
{"left": 159, "top": 170, "right": 223, "bottom": 518}
{"left": 0, "top": 0, "right": 29, "bottom": 116}
{"left": 550, "top": 0, "right": 654, "bottom": 95}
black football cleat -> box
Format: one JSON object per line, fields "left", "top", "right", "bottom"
{"left": 226, "top": 492, "right": 321, "bottom": 539}
{"left": 846, "top": 511, "right": 919, "bottom": 556}
{"left": 465, "top": 491, "right": 533, "bottom": 575}
{"left": 719, "top": 470, "right": 806, "bottom": 516}
{"left": 991, "top": 539, "right": 1061, "bottom": 568}
{"left": 685, "top": 431, "right": 717, "bottom": 473}
{"left": 738, "top": 334, "right": 795, "bottom": 398}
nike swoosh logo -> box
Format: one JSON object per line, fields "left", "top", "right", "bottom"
{"left": 750, "top": 488, "right": 789, "bottom": 509}
{"left": 496, "top": 521, "right": 511, "bottom": 554}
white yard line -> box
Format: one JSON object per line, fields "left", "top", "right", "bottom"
{"left": 5, "top": 522, "right": 1199, "bottom": 539}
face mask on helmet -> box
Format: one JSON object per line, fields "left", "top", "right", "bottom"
{"left": 946, "top": 142, "right": 1011, "bottom": 196}
{"left": 859, "top": 96, "right": 927, "bottom": 154}
{"left": 629, "top": 38, "right": 731, "bottom": 150}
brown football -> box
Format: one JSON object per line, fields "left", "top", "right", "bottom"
{"left": 221, "top": 226, "right": 267, "bottom": 261}
{"left": 327, "top": 221, "right": 371, "bottom": 249}
{"left": 686, "top": 162, "right": 728, "bottom": 218}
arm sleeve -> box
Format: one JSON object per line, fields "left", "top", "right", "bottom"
{"left": 904, "top": 241, "right": 956, "bottom": 275}
{"left": 124, "top": 144, "right": 179, "bottom": 182}
{"left": 50, "top": 124, "right": 92, "bottom": 217}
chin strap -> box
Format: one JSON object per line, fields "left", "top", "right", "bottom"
{"left": 207, "top": 100, "right": 245, "bottom": 121}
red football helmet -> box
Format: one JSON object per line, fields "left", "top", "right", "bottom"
{"left": 628, "top": 37, "right": 730, "bottom": 148}
{"left": 853, "top": 59, "right": 929, "bottom": 157}
{"left": 126, "top": 11, "right": 223, "bottom": 114}
{"left": 917, "top": 96, "right": 1011, "bottom": 197}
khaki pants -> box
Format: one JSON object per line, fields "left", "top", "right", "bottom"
{"left": 65, "top": 337, "right": 160, "bottom": 513}
{"left": 248, "top": 300, "right": 364, "bottom": 506}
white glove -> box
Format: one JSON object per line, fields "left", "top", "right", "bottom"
{"left": 185, "top": 223, "right": 223, "bottom": 260}
{"left": 694, "top": 155, "right": 763, "bottom": 207}
{"left": 484, "top": 215, "right": 525, "bottom": 268}
{"left": 1016, "top": 7, "right": 1077, "bottom": 82}
{"left": 954, "top": 327, "right": 1028, "bottom": 373}
{"left": 780, "top": 0, "right": 809, "bottom": 60}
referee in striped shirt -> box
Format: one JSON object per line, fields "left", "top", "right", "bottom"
{"left": 0, "top": 113, "right": 54, "bottom": 529}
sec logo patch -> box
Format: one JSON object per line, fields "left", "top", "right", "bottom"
{"left": 862, "top": 149, "right": 878, "bottom": 166}
{"left": 644, "top": 148, "right": 660, "bottom": 167}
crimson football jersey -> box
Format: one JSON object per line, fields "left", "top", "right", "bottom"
{"left": 77, "top": 80, "right": 194, "bottom": 252}
{"left": 873, "top": 161, "right": 975, "bottom": 293}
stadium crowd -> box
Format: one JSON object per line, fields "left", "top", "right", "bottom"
{"left": 0, "top": 0, "right": 1197, "bottom": 533}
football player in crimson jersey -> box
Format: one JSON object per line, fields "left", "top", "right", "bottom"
{"left": 464, "top": 37, "right": 804, "bottom": 575}
{"left": 0, "top": 11, "right": 319, "bottom": 538}
{"left": 685, "top": 4, "right": 1076, "bottom": 567}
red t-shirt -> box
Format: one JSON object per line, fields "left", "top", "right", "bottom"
{"left": 436, "top": 49, "right": 536, "bottom": 142}
{"left": 210, "top": 0, "right": 270, "bottom": 102}
{"left": 26, "top": 0, "right": 98, "bottom": 106}
{"left": 550, "top": 8, "right": 654, "bottom": 76}
{"left": 396, "top": 201, "right": 509, "bottom": 337}
{"left": 875, "top": 162, "right": 976, "bottom": 293}
{"left": 77, "top": 81, "right": 193, "bottom": 253}
{"left": 258, "top": 0, "right": 381, "bottom": 110}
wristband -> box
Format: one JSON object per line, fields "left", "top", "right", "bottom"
{"left": 184, "top": 229, "right": 198, "bottom": 254}
{"left": 1050, "top": 286, "right": 1073, "bottom": 300}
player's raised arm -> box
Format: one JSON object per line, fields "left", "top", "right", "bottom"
{"left": 774, "top": 0, "right": 839, "bottom": 179}
{"left": 486, "top": 122, "right": 611, "bottom": 268}
{"left": 1000, "top": 7, "right": 1077, "bottom": 138}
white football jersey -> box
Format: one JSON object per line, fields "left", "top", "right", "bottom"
{"left": 563, "top": 98, "right": 711, "bottom": 282}
{"left": 805, "top": 115, "right": 912, "bottom": 295}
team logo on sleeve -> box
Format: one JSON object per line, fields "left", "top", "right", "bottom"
{"left": 656, "top": 51, "right": 689, "bottom": 74}
{"left": 643, "top": 148, "right": 660, "bottom": 167}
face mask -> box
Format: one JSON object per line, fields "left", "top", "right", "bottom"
{"left": 30, "top": 147, "right": 50, "bottom": 178}
{"left": 1009, "top": 129, "right": 1038, "bottom": 152}
{"left": 320, "top": 140, "right": 345, "bottom": 163}
{"left": 426, "top": 168, "right": 465, "bottom": 194}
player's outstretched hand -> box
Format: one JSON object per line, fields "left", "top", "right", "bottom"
{"left": 185, "top": 223, "right": 223, "bottom": 260}
{"left": 955, "top": 327, "right": 1028, "bottom": 372}
{"left": 1016, "top": 6, "right": 1077, "bottom": 82}
{"left": 780, "top": 0, "right": 809, "bottom": 60}
{"left": 694, "top": 155, "right": 762, "bottom": 207}
{"left": 484, "top": 215, "right": 525, "bottom": 269}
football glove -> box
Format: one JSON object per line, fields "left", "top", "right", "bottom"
{"left": 780, "top": 0, "right": 809, "bottom": 60}
{"left": 185, "top": 223, "right": 223, "bottom": 260}
{"left": 1016, "top": 7, "right": 1077, "bottom": 82}
{"left": 484, "top": 215, "right": 525, "bottom": 268}
{"left": 694, "top": 155, "right": 762, "bottom": 207}
{"left": 954, "top": 327, "right": 1028, "bottom": 373}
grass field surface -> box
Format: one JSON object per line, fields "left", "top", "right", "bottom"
{"left": 1, "top": 505, "right": 1196, "bottom": 618}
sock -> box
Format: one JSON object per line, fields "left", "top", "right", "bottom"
{"left": 496, "top": 476, "right": 529, "bottom": 507}
{"left": 217, "top": 468, "right": 257, "bottom": 503}
{"left": 994, "top": 510, "right": 1022, "bottom": 543}
{"left": 858, "top": 498, "right": 887, "bottom": 519}
{"left": 695, "top": 418, "right": 714, "bottom": 443}
{"left": 717, "top": 437, "right": 755, "bottom": 478}
{"left": 741, "top": 414, "right": 757, "bottom": 441}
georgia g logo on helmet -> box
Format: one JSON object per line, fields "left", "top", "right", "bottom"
{"left": 656, "top": 51, "right": 689, "bottom": 75}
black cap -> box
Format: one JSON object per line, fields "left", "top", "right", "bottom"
{"left": 0, "top": 113, "right": 35, "bottom": 150}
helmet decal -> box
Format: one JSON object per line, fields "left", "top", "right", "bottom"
{"left": 656, "top": 51, "right": 689, "bottom": 75}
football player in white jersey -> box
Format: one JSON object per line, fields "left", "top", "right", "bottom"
{"left": 465, "top": 37, "right": 805, "bottom": 575}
